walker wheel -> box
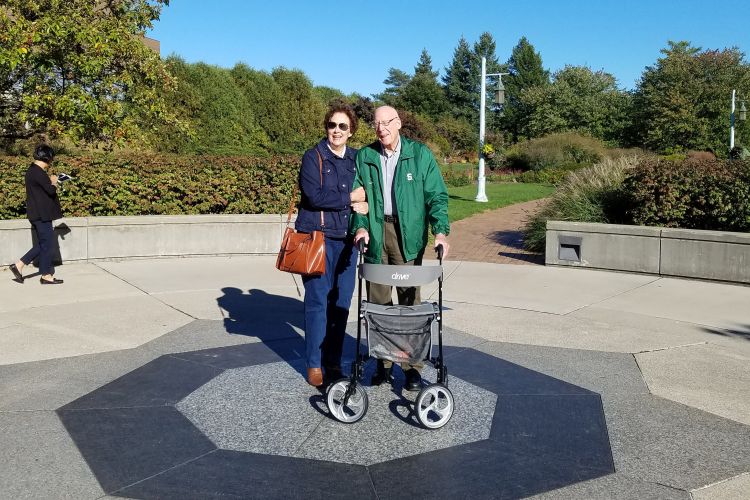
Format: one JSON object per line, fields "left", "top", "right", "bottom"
{"left": 326, "top": 379, "right": 368, "bottom": 424}
{"left": 415, "top": 383, "right": 454, "bottom": 429}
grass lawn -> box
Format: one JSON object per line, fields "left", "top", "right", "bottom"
{"left": 447, "top": 182, "right": 554, "bottom": 223}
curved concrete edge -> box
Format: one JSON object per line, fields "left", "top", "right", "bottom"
{"left": 0, "top": 214, "right": 291, "bottom": 264}
{"left": 691, "top": 472, "right": 750, "bottom": 500}
{"left": 636, "top": 343, "right": 750, "bottom": 426}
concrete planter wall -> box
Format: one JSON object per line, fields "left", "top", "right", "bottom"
{"left": 546, "top": 220, "right": 750, "bottom": 284}
{"left": 1, "top": 214, "right": 289, "bottom": 264}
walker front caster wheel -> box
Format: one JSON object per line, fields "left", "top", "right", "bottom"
{"left": 327, "top": 379, "right": 368, "bottom": 424}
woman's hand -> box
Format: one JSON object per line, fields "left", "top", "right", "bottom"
{"left": 351, "top": 201, "right": 368, "bottom": 215}
{"left": 354, "top": 228, "right": 369, "bottom": 250}
{"left": 350, "top": 187, "right": 365, "bottom": 203}
{"left": 49, "top": 175, "right": 58, "bottom": 186}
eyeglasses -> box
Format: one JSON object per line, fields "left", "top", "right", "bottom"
{"left": 326, "top": 121, "right": 350, "bottom": 131}
{"left": 372, "top": 116, "right": 399, "bottom": 128}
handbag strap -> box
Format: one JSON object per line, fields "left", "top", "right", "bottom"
{"left": 285, "top": 149, "right": 324, "bottom": 228}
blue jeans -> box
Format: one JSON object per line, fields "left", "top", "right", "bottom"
{"left": 20, "top": 220, "right": 56, "bottom": 275}
{"left": 302, "top": 237, "right": 358, "bottom": 369}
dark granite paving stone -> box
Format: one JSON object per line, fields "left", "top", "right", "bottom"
{"left": 441, "top": 325, "right": 489, "bottom": 349}
{"left": 59, "top": 355, "right": 223, "bottom": 410}
{"left": 169, "top": 337, "right": 306, "bottom": 370}
{"left": 604, "top": 394, "right": 750, "bottom": 490}
{"left": 0, "top": 347, "right": 160, "bottom": 411}
{"left": 115, "top": 449, "right": 376, "bottom": 500}
{"left": 56, "top": 406, "right": 215, "bottom": 494}
{"left": 475, "top": 341, "right": 648, "bottom": 395}
{"left": 445, "top": 347, "right": 597, "bottom": 396}
{"left": 490, "top": 395, "right": 614, "bottom": 470}
{"left": 369, "top": 440, "right": 612, "bottom": 500}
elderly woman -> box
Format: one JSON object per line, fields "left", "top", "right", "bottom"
{"left": 296, "top": 102, "right": 367, "bottom": 387}
{"left": 9, "top": 144, "right": 64, "bottom": 285}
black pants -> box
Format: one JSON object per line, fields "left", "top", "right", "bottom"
{"left": 20, "top": 220, "right": 56, "bottom": 275}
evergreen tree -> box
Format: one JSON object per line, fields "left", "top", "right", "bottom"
{"left": 414, "top": 48, "right": 438, "bottom": 79}
{"left": 502, "top": 37, "right": 550, "bottom": 140}
{"left": 375, "top": 68, "right": 410, "bottom": 106}
{"left": 401, "top": 49, "right": 448, "bottom": 117}
{"left": 443, "top": 37, "right": 475, "bottom": 121}
{"left": 471, "top": 32, "right": 503, "bottom": 129}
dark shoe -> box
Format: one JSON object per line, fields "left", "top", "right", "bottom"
{"left": 323, "top": 366, "right": 344, "bottom": 385}
{"left": 404, "top": 368, "right": 422, "bottom": 392}
{"left": 9, "top": 264, "right": 24, "bottom": 283}
{"left": 370, "top": 360, "right": 393, "bottom": 386}
{"left": 40, "top": 277, "right": 64, "bottom": 285}
{"left": 306, "top": 368, "right": 323, "bottom": 387}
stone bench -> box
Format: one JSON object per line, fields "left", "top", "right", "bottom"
{"left": 546, "top": 221, "right": 750, "bottom": 284}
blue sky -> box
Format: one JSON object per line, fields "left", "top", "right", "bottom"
{"left": 149, "top": 0, "right": 750, "bottom": 97}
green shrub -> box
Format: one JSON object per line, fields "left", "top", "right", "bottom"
{"left": 517, "top": 163, "right": 582, "bottom": 185}
{"left": 506, "top": 132, "right": 608, "bottom": 171}
{"left": 0, "top": 154, "right": 300, "bottom": 219}
{"left": 442, "top": 168, "right": 472, "bottom": 187}
{"left": 623, "top": 157, "right": 750, "bottom": 231}
{"left": 523, "top": 156, "right": 640, "bottom": 251}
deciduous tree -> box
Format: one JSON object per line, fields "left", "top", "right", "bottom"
{"left": 632, "top": 41, "right": 750, "bottom": 155}
{"left": 0, "top": 0, "right": 187, "bottom": 147}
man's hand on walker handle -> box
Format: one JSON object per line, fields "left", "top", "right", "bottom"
{"left": 434, "top": 233, "right": 449, "bottom": 260}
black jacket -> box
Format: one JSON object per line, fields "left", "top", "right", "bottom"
{"left": 25, "top": 163, "right": 62, "bottom": 221}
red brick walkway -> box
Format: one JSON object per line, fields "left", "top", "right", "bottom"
{"left": 448, "top": 199, "right": 547, "bottom": 264}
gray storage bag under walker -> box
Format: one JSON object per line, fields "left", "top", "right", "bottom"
{"left": 363, "top": 301, "right": 439, "bottom": 365}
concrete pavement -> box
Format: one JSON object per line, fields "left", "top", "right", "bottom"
{"left": 1, "top": 256, "right": 750, "bottom": 499}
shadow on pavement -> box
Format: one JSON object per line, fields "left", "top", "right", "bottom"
{"left": 488, "top": 229, "right": 526, "bottom": 249}
{"left": 217, "top": 287, "right": 307, "bottom": 373}
{"left": 700, "top": 324, "right": 750, "bottom": 341}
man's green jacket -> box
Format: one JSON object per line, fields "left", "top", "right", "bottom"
{"left": 351, "top": 136, "right": 450, "bottom": 264}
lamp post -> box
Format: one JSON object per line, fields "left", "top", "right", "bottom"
{"left": 730, "top": 89, "right": 747, "bottom": 153}
{"left": 476, "top": 56, "right": 508, "bottom": 202}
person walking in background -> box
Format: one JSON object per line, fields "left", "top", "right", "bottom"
{"left": 351, "top": 105, "right": 450, "bottom": 392}
{"left": 8, "top": 144, "right": 64, "bottom": 285}
{"left": 297, "top": 102, "right": 368, "bottom": 387}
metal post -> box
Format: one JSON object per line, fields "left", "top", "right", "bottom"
{"left": 731, "top": 89, "right": 736, "bottom": 152}
{"left": 476, "top": 56, "right": 488, "bottom": 202}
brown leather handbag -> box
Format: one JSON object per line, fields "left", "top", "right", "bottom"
{"left": 275, "top": 151, "right": 326, "bottom": 276}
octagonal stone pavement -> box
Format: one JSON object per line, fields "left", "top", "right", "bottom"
{"left": 2, "top": 257, "right": 750, "bottom": 499}
{"left": 54, "top": 327, "right": 617, "bottom": 498}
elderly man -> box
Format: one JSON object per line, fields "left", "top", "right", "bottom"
{"left": 352, "top": 105, "right": 450, "bottom": 391}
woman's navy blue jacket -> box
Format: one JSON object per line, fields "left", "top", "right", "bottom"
{"left": 295, "top": 139, "right": 357, "bottom": 239}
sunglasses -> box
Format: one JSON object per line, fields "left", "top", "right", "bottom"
{"left": 326, "top": 121, "right": 350, "bottom": 131}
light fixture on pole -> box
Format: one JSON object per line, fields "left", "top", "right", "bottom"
{"left": 477, "top": 56, "right": 508, "bottom": 202}
{"left": 730, "top": 89, "right": 747, "bottom": 153}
